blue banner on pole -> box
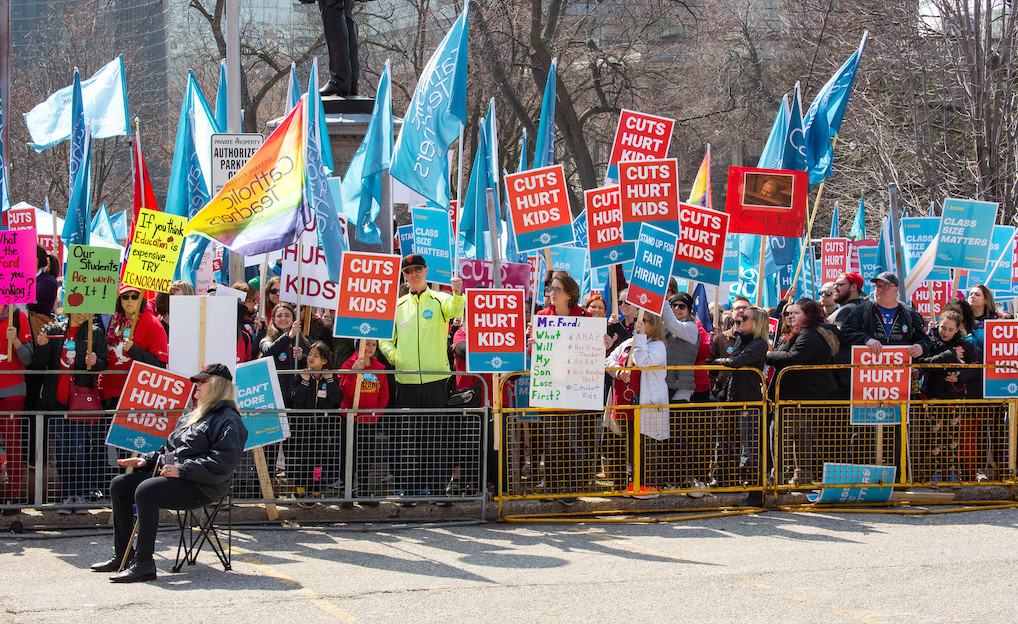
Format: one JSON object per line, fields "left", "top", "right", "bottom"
{"left": 410, "top": 205, "right": 454, "bottom": 285}
{"left": 935, "top": 198, "right": 999, "bottom": 271}
{"left": 397, "top": 224, "right": 415, "bottom": 258}
{"left": 547, "top": 246, "right": 588, "bottom": 286}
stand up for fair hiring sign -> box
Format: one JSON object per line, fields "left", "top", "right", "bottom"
{"left": 626, "top": 222, "right": 678, "bottom": 315}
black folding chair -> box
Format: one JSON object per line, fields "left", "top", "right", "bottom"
{"left": 173, "top": 491, "right": 232, "bottom": 573}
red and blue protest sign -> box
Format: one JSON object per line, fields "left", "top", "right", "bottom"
{"left": 466, "top": 288, "right": 526, "bottom": 373}
{"left": 106, "top": 362, "right": 194, "bottom": 454}
{"left": 585, "top": 185, "right": 635, "bottom": 268}
{"left": 625, "top": 222, "right": 677, "bottom": 315}
{"left": 983, "top": 320, "right": 1018, "bottom": 398}
{"left": 673, "top": 203, "right": 728, "bottom": 285}
{"left": 850, "top": 346, "right": 910, "bottom": 425}
{"left": 605, "top": 109, "right": 675, "bottom": 181}
{"left": 935, "top": 198, "right": 999, "bottom": 271}
{"left": 619, "top": 158, "right": 680, "bottom": 241}
{"left": 333, "top": 252, "right": 401, "bottom": 340}
{"left": 505, "top": 164, "right": 574, "bottom": 252}
{"left": 821, "top": 237, "right": 849, "bottom": 283}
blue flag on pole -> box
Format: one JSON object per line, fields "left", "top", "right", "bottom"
{"left": 90, "top": 203, "right": 117, "bottom": 244}
{"left": 341, "top": 60, "right": 392, "bottom": 246}
{"left": 782, "top": 83, "right": 808, "bottom": 172}
{"left": 215, "top": 59, "right": 229, "bottom": 132}
{"left": 390, "top": 7, "right": 468, "bottom": 206}
{"left": 306, "top": 59, "right": 347, "bottom": 282}
{"left": 461, "top": 121, "right": 492, "bottom": 260}
{"left": 24, "top": 56, "right": 129, "bottom": 152}
{"left": 830, "top": 201, "right": 840, "bottom": 238}
{"left": 533, "top": 58, "right": 557, "bottom": 169}
{"left": 849, "top": 196, "right": 866, "bottom": 240}
{"left": 110, "top": 210, "right": 128, "bottom": 241}
{"left": 286, "top": 62, "right": 302, "bottom": 114}
{"left": 62, "top": 70, "right": 92, "bottom": 247}
{"left": 177, "top": 106, "right": 213, "bottom": 285}
{"left": 166, "top": 71, "right": 220, "bottom": 218}
{"left": 803, "top": 33, "right": 868, "bottom": 186}
{"left": 692, "top": 283, "right": 714, "bottom": 333}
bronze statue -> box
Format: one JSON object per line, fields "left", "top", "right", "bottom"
{"left": 304, "top": 0, "right": 360, "bottom": 97}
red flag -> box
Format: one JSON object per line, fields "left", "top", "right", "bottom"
{"left": 131, "top": 130, "right": 160, "bottom": 241}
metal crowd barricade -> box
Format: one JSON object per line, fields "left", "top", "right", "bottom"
{"left": 1, "top": 369, "right": 490, "bottom": 523}
{"left": 495, "top": 366, "right": 769, "bottom": 521}
{"left": 772, "top": 364, "right": 1017, "bottom": 508}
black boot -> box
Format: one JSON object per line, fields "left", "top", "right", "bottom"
{"left": 319, "top": 81, "right": 343, "bottom": 97}
{"left": 109, "top": 559, "right": 157, "bottom": 583}
{"left": 91, "top": 549, "right": 134, "bottom": 573}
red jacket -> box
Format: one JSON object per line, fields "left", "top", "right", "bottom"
{"left": 338, "top": 353, "right": 389, "bottom": 424}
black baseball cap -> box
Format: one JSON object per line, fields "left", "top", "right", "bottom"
{"left": 190, "top": 363, "right": 233, "bottom": 383}
{"left": 400, "top": 254, "right": 427, "bottom": 271}
{"left": 871, "top": 271, "right": 900, "bottom": 287}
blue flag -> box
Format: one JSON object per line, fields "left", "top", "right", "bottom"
{"left": 390, "top": 7, "right": 468, "bottom": 206}
{"left": 340, "top": 60, "right": 392, "bottom": 246}
{"left": 782, "top": 83, "right": 808, "bottom": 172}
{"left": 803, "top": 33, "right": 868, "bottom": 185}
{"left": 830, "top": 201, "right": 840, "bottom": 238}
{"left": 62, "top": 70, "right": 92, "bottom": 247}
{"left": 533, "top": 58, "right": 557, "bottom": 169}
{"left": 215, "top": 59, "right": 229, "bottom": 132}
{"left": 286, "top": 62, "right": 302, "bottom": 113}
{"left": 849, "top": 196, "right": 866, "bottom": 240}
{"left": 502, "top": 131, "right": 527, "bottom": 264}
{"left": 692, "top": 283, "right": 714, "bottom": 333}
{"left": 24, "top": 56, "right": 129, "bottom": 152}
{"left": 306, "top": 59, "right": 346, "bottom": 282}
{"left": 90, "top": 203, "right": 118, "bottom": 244}
{"left": 177, "top": 104, "right": 213, "bottom": 285}
{"left": 461, "top": 121, "right": 492, "bottom": 260}
{"left": 110, "top": 210, "right": 128, "bottom": 241}
{"left": 166, "top": 71, "right": 220, "bottom": 218}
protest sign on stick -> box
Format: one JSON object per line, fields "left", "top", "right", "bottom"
{"left": 106, "top": 362, "right": 194, "bottom": 453}
{"left": 235, "top": 357, "right": 290, "bottom": 449}
{"left": 5, "top": 206, "right": 35, "bottom": 231}
{"left": 168, "top": 296, "right": 239, "bottom": 377}
{"left": 411, "top": 204, "right": 454, "bottom": 285}
{"left": 910, "top": 281, "right": 952, "bottom": 319}
{"left": 122, "top": 208, "right": 186, "bottom": 293}
{"left": 459, "top": 259, "right": 530, "bottom": 290}
{"left": 902, "top": 218, "right": 951, "bottom": 281}
{"left": 850, "top": 346, "right": 910, "bottom": 426}
{"left": 607, "top": 110, "right": 674, "bottom": 170}
{"left": 333, "top": 252, "right": 401, "bottom": 339}
{"left": 673, "top": 203, "right": 728, "bottom": 284}
{"left": 821, "top": 238, "right": 849, "bottom": 283}
{"left": 725, "top": 167, "right": 808, "bottom": 237}
{"left": 618, "top": 158, "right": 681, "bottom": 241}
{"left": 529, "top": 315, "right": 608, "bottom": 411}
{"left": 935, "top": 198, "right": 999, "bottom": 271}
{"left": 64, "top": 245, "right": 121, "bottom": 314}
{"left": 983, "top": 320, "right": 1018, "bottom": 399}
{"left": 626, "top": 223, "right": 678, "bottom": 315}
{"left": 280, "top": 225, "right": 338, "bottom": 309}
{"left": 0, "top": 229, "right": 38, "bottom": 305}
{"left": 465, "top": 288, "right": 525, "bottom": 373}
{"left": 505, "top": 165, "right": 574, "bottom": 252}
{"left": 585, "top": 186, "right": 635, "bottom": 269}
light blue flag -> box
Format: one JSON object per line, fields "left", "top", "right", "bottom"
{"left": 90, "top": 203, "right": 118, "bottom": 244}
{"left": 110, "top": 210, "right": 128, "bottom": 241}
{"left": 315, "top": 76, "right": 334, "bottom": 175}
{"left": 390, "top": 7, "right": 468, "bottom": 207}
{"left": 286, "top": 62, "right": 302, "bottom": 113}
{"left": 341, "top": 60, "right": 392, "bottom": 246}
{"left": 849, "top": 196, "right": 866, "bottom": 240}
{"left": 62, "top": 71, "right": 92, "bottom": 247}
{"left": 306, "top": 59, "right": 346, "bottom": 282}
{"left": 502, "top": 131, "right": 527, "bottom": 264}
{"left": 177, "top": 105, "right": 213, "bottom": 285}
{"left": 781, "top": 83, "right": 808, "bottom": 172}
{"left": 460, "top": 121, "right": 492, "bottom": 260}
{"left": 24, "top": 56, "right": 129, "bottom": 152}
{"left": 0, "top": 82, "right": 9, "bottom": 214}
{"left": 830, "top": 201, "right": 840, "bottom": 238}
{"left": 928, "top": 200, "right": 936, "bottom": 217}
{"left": 803, "top": 33, "right": 868, "bottom": 186}
{"left": 166, "top": 71, "right": 220, "bottom": 218}
{"left": 215, "top": 59, "right": 229, "bottom": 132}
{"left": 533, "top": 58, "right": 557, "bottom": 169}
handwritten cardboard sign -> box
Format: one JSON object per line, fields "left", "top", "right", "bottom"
{"left": 626, "top": 223, "right": 678, "bottom": 315}
{"left": 122, "top": 208, "right": 186, "bottom": 293}
{"left": 619, "top": 158, "right": 681, "bottom": 241}
{"left": 0, "top": 229, "right": 38, "bottom": 304}
{"left": 529, "top": 315, "right": 608, "bottom": 411}
{"left": 465, "top": 289, "right": 526, "bottom": 373}
{"left": 280, "top": 225, "right": 338, "bottom": 309}
{"left": 333, "top": 251, "right": 401, "bottom": 340}
{"left": 850, "top": 346, "right": 910, "bottom": 425}
{"left": 725, "top": 167, "right": 808, "bottom": 238}
{"left": 64, "top": 245, "right": 121, "bottom": 314}
{"left": 673, "top": 203, "right": 728, "bottom": 285}
{"left": 504, "top": 164, "right": 574, "bottom": 252}
{"left": 106, "top": 362, "right": 194, "bottom": 453}
{"left": 585, "top": 185, "right": 635, "bottom": 268}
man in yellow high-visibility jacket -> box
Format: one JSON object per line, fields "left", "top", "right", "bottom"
{"left": 378, "top": 254, "right": 464, "bottom": 500}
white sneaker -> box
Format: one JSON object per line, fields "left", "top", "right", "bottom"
{"left": 686, "top": 480, "right": 706, "bottom": 498}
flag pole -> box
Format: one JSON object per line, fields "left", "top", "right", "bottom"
{"left": 786, "top": 134, "right": 839, "bottom": 300}
{"left": 756, "top": 235, "right": 768, "bottom": 307}
{"left": 453, "top": 131, "right": 465, "bottom": 277}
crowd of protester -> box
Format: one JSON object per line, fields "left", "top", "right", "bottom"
{"left": 0, "top": 244, "right": 1014, "bottom": 514}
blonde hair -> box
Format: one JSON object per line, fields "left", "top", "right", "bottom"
{"left": 743, "top": 307, "right": 771, "bottom": 341}
{"left": 185, "top": 375, "right": 235, "bottom": 426}
{"left": 171, "top": 280, "right": 197, "bottom": 295}
{"left": 641, "top": 312, "right": 667, "bottom": 342}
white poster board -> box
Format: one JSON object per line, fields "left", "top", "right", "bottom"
{"left": 279, "top": 228, "right": 338, "bottom": 309}
{"left": 168, "top": 295, "right": 239, "bottom": 377}
{"left": 529, "top": 315, "right": 608, "bottom": 411}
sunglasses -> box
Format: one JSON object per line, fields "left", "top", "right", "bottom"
{"left": 268, "top": 288, "right": 279, "bottom": 295}
{"left": 402, "top": 265, "right": 425, "bottom": 274}
{"left": 119, "top": 292, "right": 140, "bottom": 301}
{"left": 193, "top": 378, "right": 209, "bottom": 386}
{"left": 820, "top": 291, "right": 834, "bottom": 296}
{"left": 671, "top": 303, "right": 688, "bottom": 310}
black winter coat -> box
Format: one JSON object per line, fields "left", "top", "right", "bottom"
{"left": 841, "top": 300, "right": 931, "bottom": 355}
{"left": 766, "top": 327, "right": 835, "bottom": 400}
{"left": 32, "top": 317, "right": 108, "bottom": 411}
{"left": 915, "top": 331, "right": 978, "bottom": 399}
{"left": 715, "top": 333, "right": 767, "bottom": 402}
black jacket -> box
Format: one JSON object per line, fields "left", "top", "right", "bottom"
{"left": 148, "top": 400, "right": 249, "bottom": 501}
{"left": 32, "top": 317, "right": 108, "bottom": 410}
{"left": 841, "top": 300, "right": 931, "bottom": 355}
{"left": 289, "top": 373, "right": 342, "bottom": 417}
{"left": 715, "top": 332, "right": 767, "bottom": 402}
{"left": 766, "top": 327, "right": 835, "bottom": 400}
{"left": 916, "top": 330, "right": 978, "bottom": 399}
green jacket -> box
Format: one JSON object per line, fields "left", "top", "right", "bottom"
{"left": 379, "top": 288, "right": 465, "bottom": 384}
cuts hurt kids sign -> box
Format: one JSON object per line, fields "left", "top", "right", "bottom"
{"left": 585, "top": 185, "right": 635, "bottom": 268}
{"left": 618, "top": 158, "right": 680, "bottom": 241}
{"left": 983, "top": 320, "right": 1018, "bottom": 398}
{"left": 333, "top": 252, "right": 401, "bottom": 340}
{"left": 504, "top": 164, "right": 574, "bottom": 252}
{"left": 465, "top": 289, "right": 525, "bottom": 373}
{"left": 606, "top": 110, "right": 675, "bottom": 180}
{"left": 850, "top": 346, "right": 910, "bottom": 425}
{"left": 106, "top": 362, "right": 194, "bottom": 453}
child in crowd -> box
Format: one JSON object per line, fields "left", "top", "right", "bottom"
{"left": 339, "top": 339, "right": 388, "bottom": 504}
{"left": 287, "top": 341, "right": 341, "bottom": 505}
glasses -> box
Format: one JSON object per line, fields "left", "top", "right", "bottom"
{"left": 671, "top": 303, "right": 688, "bottom": 310}
{"left": 834, "top": 282, "right": 849, "bottom": 288}
{"left": 547, "top": 286, "right": 564, "bottom": 294}
{"left": 874, "top": 282, "right": 895, "bottom": 290}
{"left": 820, "top": 291, "right": 834, "bottom": 296}
{"left": 119, "top": 292, "right": 140, "bottom": 301}
{"left": 402, "top": 266, "right": 425, "bottom": 274}
{"left": 268, "top": 288, "right": 279, "bottom": 295}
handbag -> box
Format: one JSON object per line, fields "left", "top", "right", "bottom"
{"left": 67, "top": 382, "right": 103, "bottom": 422}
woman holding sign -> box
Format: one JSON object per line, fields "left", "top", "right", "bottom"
{"left": 93, "top": 363, "right": 248, "bottom": 583}
{"left": 0, "top": 306, "right": 33, "bottom": 507}
{"left": 100, "top": 285, "right": 169, "bottom": 410}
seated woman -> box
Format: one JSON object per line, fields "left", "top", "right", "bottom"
{"left": 91, "top": 363, "right": 248, "bottom": 583}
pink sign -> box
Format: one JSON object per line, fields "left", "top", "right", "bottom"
{"left": 0, "top": 229, "right": 38, "bottom": 304}
{"left": 457, "top": 259, "right": 531, "bottom": 290}
{"left": 821, "top": 238, "right": 849, "bottom": 283}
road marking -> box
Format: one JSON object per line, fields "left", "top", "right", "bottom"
{"left": 234, "top": 547, "right": 359, "bottom": 623}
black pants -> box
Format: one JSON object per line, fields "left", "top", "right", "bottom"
{"left": 318, "top": 0, "right": 359, "bottom": 96}
{"left": 110, "top": 471, "right": 211, "bottom": 564}
{"left": 395, "top": 380, "right": 451, "bottom": 493}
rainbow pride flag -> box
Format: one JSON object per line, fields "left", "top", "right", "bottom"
{"left": 184, "top": 103, "right": 306, "bottom": 255}
{"left": 686, "top": 144, "right": 712, "bottom": 210}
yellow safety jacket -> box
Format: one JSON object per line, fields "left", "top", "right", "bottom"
{"left": 379, "top": 288, "right": 465, "bottom": 384}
